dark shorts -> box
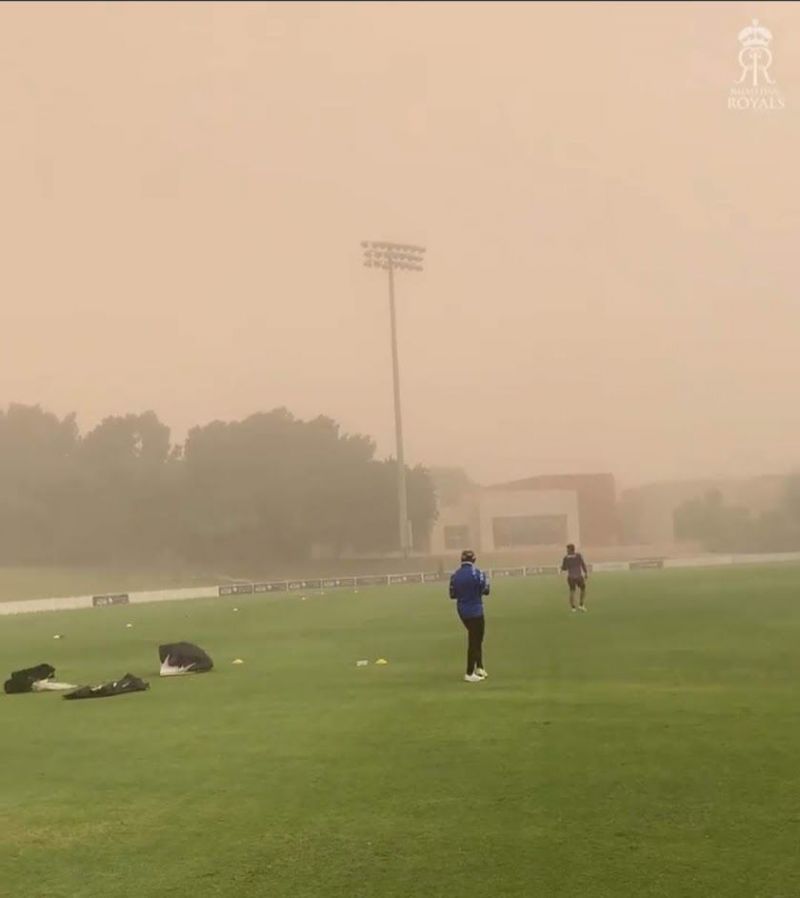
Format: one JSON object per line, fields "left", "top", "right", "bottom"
{"left": 567, "top": 576, "right": 586, "bottom": 590}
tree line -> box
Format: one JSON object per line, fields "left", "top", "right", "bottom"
{"left": 0, "top": 404, "right": 437, "bottom": 567}
{"left": 674, "top": 479, "right": 800, "bottom": 553}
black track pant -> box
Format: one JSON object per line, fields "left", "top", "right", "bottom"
{"left": 459, "top": 614, "right": 485, "bottom": 675}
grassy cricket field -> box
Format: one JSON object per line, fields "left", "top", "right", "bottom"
{"left": 2, "top": 565, "right": 800, "bottom": 897}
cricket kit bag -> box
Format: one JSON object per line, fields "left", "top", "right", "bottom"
{"left": 158, "top": 642, "right": 214, "bottom": 676}
{"left": 3, "top": 664, "right": 75, "bottom": 694}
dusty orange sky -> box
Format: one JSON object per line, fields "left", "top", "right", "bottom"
{"left": 1, "top": 2, "right": 798, "bottom": 488}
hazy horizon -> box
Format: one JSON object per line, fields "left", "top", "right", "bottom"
{"left": 2, "top": 2, "right": 798, "bottom": 491}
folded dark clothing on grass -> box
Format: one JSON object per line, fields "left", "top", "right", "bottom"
{"left": 63, "top": 673, "right": 149, "bottom": 700}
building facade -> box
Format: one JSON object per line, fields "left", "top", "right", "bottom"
{"left": 491, "top": 473, "right": 618, "bottom": 546}
{"left": 429, "top": 486, "right": 580, "bottom": 555}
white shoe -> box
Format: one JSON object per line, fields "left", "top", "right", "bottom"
{"left": 579, "top": 605, "right": 587, "bottom": 612}
{"left": 464, "top": 673, "right": 483, "bottom": 683}
{"left": 475, "top": 668, "right": 488, "bottom": 679}
{"left": 571, "top": 607, "right": 577, "bottom": 613}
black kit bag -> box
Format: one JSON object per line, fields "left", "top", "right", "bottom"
{"left": 158, "top": 642, "right": 214, "bottom": 675}
{"left": 4, "top": 663, "right": 56, "bottom": 694}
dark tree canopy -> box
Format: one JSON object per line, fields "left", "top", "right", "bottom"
{"left": 0, "top": 404, "right": 437, "bottom": 567}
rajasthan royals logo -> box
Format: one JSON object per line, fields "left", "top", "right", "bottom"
{"left": 728, "top": 19, "right": 784, "bottom": 111}
{"left": 737, "top": 19, "right": 774, "bottom": 86}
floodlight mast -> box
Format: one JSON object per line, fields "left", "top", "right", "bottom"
{"left": 361, "top": 241, "right": 426, "bottom": 557}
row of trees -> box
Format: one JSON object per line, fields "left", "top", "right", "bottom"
{"left": 0, "top": 404, "right": 437, "bottom": 566}
{"left": 674, "top": 479, "right": 800, "bottom": 553}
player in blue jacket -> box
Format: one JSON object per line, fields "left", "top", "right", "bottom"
{"left": 449, "top": 549, "right": 490, "bottom": 683}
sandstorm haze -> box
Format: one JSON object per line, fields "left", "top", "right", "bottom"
{"left": 1, "top": 1, "right": 798, "bottom": 489}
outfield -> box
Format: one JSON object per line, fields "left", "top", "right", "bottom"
{"left": 2, "top": 566, "right": 800, "bottom": 897}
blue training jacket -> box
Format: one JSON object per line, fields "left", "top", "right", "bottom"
{"left": 449, "top": 562, "right": 490, "bottom": 619}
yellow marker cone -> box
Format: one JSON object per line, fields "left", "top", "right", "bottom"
{"left": 375, "top": 658, "right": 388, "bottom": 665}
{"left": 232, "top": 658, "right": 244, "bottom": 665}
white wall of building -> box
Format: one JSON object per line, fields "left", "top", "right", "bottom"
{"left": 478, "top": 489, "right": 579, "bottom": 551}
{"left": 429, "top": 488, "right": 579, "bottom": 554}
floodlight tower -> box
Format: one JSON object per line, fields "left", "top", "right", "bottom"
{"left": 361, "top": 241, "right": 426, "bottom": 557}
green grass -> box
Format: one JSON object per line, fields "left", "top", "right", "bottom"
{"left": 3, "top": 566, "right": 800, "bottom": 897}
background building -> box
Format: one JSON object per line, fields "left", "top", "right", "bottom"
{"left": 430, "top": 486, "right": 579, "bottom": 555}
{"left": 429, "top": 472, "right": 618, "bottom": 555}
{"left": 491, "top": 473, "right": 619, "bottom": 546}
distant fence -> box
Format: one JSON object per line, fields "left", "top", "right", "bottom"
{"left": 2, "top": 551, "right": 800, "bottom": 617}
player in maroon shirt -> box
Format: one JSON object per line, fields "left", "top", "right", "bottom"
{"left": 561, "top": 544, "right": 589, "bottom": 612}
